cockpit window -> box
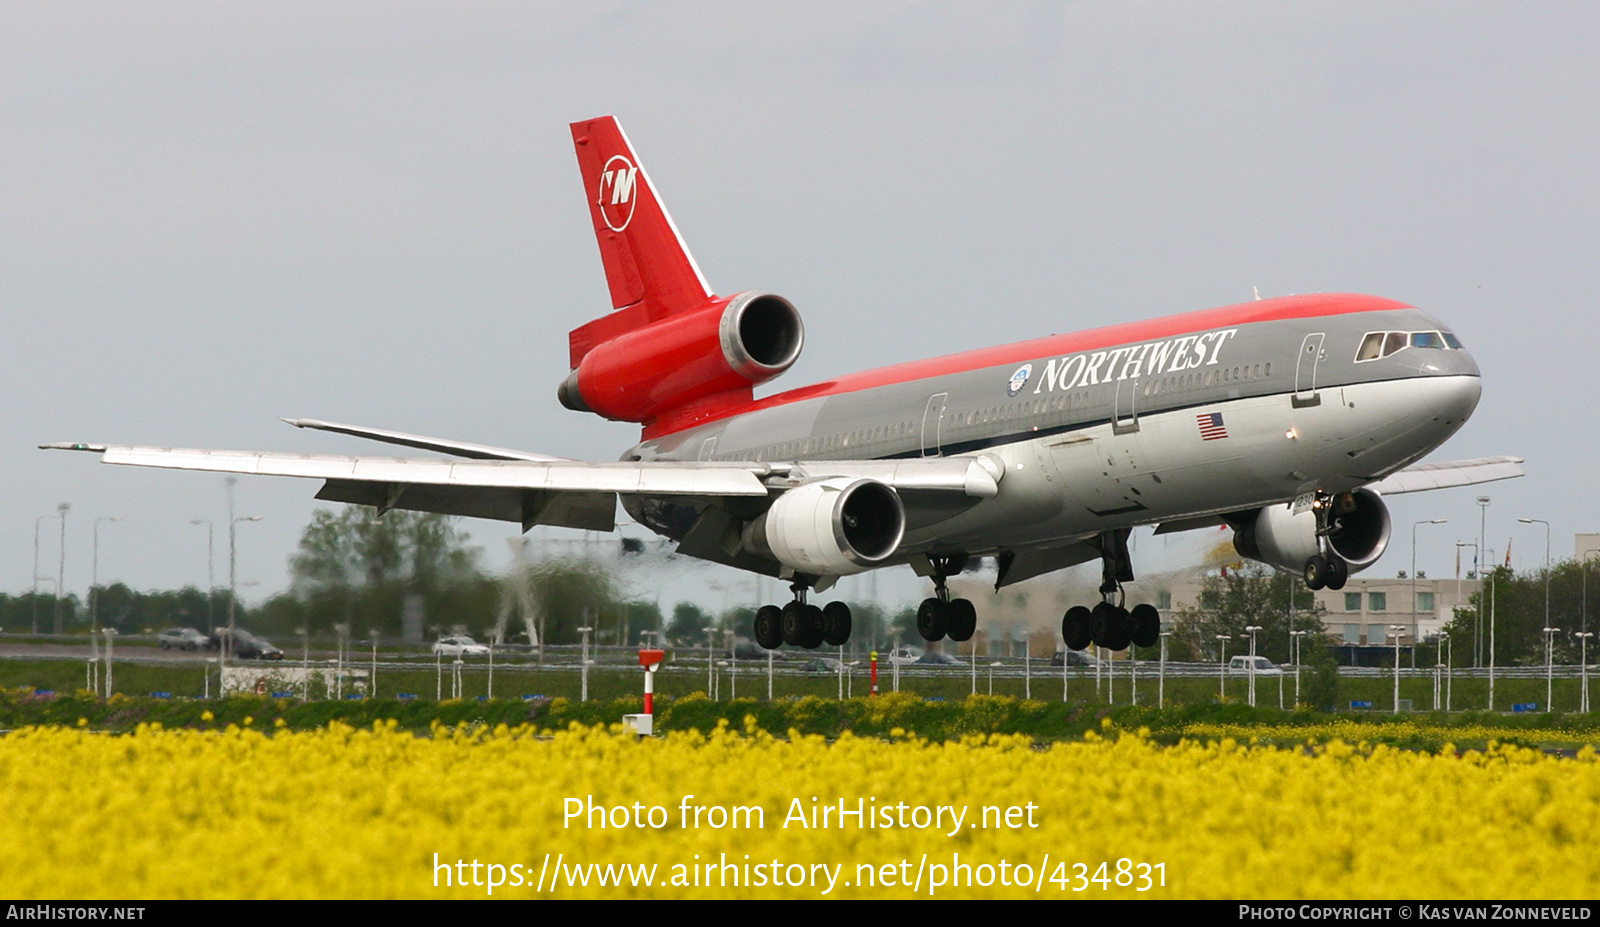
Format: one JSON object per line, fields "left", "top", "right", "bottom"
{"left": 1356, "top": 332, "right": 1384, "bottom": 361}
{"left": 1356, "top": 329, "right": 1463, "bottom": 362}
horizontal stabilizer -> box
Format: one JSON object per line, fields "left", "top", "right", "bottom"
{"left": 1365, "top": 455, "right": 1524, "bottom": 495}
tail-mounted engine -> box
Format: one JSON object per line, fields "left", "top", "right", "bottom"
{"left": 1230, "top": 488, "right": 1392, "bottom": 588}
{"left": 557, "top": 291, "right": 804, "bottom": 425}
{"left": 741, "top": 477, "right": 906, "bottom": 576}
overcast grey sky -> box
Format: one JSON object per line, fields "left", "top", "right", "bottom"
{"left": 4, "top": 2, "right": 1596, "bottom": 613}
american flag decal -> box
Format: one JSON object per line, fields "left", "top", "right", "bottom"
{"left": 1196, "top": 412, "right": 1229, "bottom": 441}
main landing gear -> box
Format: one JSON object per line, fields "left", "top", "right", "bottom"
{"left": 752, "top": 580, "right": 853, "bottom": 650}
{"left": 1059, "top": 529, "right": 1161, "bottom": 654}
{"left": 1301, "top": 492, "right": 1350, "bottom": 592}
{"left": 915, "top": 555, "right": 978, "bottom": 643}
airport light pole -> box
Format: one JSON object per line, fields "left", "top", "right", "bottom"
{"left": 1543, "top": 627, "right": 1559, "bottom": 712}
{"left": 703, "top": 626, "right": 716, "bottom": 699}
{"left": 1412, "top": 519, "right": 1446, "bottom": 667}
{"left": 90, "top": 517, "right": 123, "bottom": 633}
{"left": 1158, "top": 626, "right": 1171, "bottom": 707}
{"left": 1582, "top": 550, "right": 1600, "bottom": 641}
{"left": 1389, "top": 625, "right": 1406, "bottom": 713}
{"left": 1518, "top": 518, "right": 1550, "bottom": 643}
{"left": 1290, "top": 630, "right": 1308, "bottom": 706}
{"left": 1216, "top": 635, "right": 1231, "bottom": 701}
{"left": 189, "top": 519, "right": 215, "bottom": 633}
{"left": 54, "top": 503, "right": 70, "bottom": 635}
{"left": 227, "top": 514, "right": 263, "bottom": 659}
{"left": 1476, "top": 496, "right": 1490, "bottom": 666}
{"left": 33, "top": 512, "right": 62, "bottom": 634}
{"left": 1455, "top": 540, "right": 1478, "bottom": 666}
{"left": 1244, "top": 625, "right": 1263, "bottom": 707}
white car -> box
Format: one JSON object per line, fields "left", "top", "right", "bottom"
{"left": 433, "top": 635, "right": 490, "bottom": 657}
{"left": 882, "top": 646, "right": 920, "bottom": 666}
{"left": 157, "top": 627, "right": 210, "bottom": 651}
{"left": 1228, "top": 655, "right": 1283, "bottom": 676}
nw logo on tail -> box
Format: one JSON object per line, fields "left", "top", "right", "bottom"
{"left": 598, "top": 155, "right": 639, "bottom": 232}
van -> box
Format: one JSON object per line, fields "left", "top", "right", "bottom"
{"left": 1228, "top": 655, "right": 1282, "bottom": 675}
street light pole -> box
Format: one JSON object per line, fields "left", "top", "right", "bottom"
{"left": 1543, "top": 627, "right": 1559, "bottom": 712}
{"left": 1244, "top": 625, "right": 1262, "bottom": 707}
{"left": 1577, "top": 632, "right": 1594, "bottom": 713}
{"left": 578, "top": 626, "right": 593, "bottom": 702}
{"left": 1290, "top": 630, "right": 1307, "bottom": 706}
{"left": 1389, "top": 624, "right": 1406, "bottom": 712}
{"left": 54, "top": 503, "right": 70, "bottom": 635}
{"left": 91, "top": 517, "right": 123, "bottom": 633}
{"left": 1518, "top": 517, "right": 1550, "bottom": 644}
{"left": 1158, "top": 627, "right": 1171, "bottom": 707}
{"left": 1476, "top": 496, "right": 1490, "bottom": 666}
{"left": 1412, "top": 519, "right": 1446, "bottom": 668}
{"left": 227, "top": 514, "right": 263, "bottom": 658}
{"left": 190, "top": 519, "right": 215, "bottom": 633}
{"left": 1456, "top": 540, "right": 1478, "bottom": 667}
{"left": 1216, "top": 635, "right": 1231, "bottom": 701}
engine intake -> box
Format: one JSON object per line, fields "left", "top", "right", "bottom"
{"left": 558, "top": 291, "right": 803, "bottom": 423}
{"left": 742, "top": 477, "right": 905, "bottom": 576}
{"left": 1232, "top": 488, "right": 1392, "bottom": 574}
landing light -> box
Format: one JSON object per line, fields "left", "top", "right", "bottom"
{"left": 1285, "top": 428, "right": 1299, "bottom": 440}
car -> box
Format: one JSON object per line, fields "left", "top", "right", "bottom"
{"left": 882, "top": 646, "right": 920, "bottom": 666}
{"left": 433, "top": 635, "right": 490, "bottom": 657}
{"left": 1050, "top": 650, "right": 1106, "bottom": 667}
{"left": 1228, "top": 655, "right": 1283, "bottom": 676}
{"left": 800, "top": 657, "right": 847, "bottom": 675}
{"left": 157, "top": 627, "right": 210, "bottom": 651}
{"left": 206, "top": 628, "right": 283, "bottom": 660}
{"left": 914, "top": 650, "right": 963, "bottom": 666}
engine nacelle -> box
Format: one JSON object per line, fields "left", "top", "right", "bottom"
{"left": 742, "top": 477, "right": 905, "bottom": 576}
{"left": 558, "top": 291, "right": 804, "bottom": 423}
{"left": 1232, "top": 488, "right": 1392, "bottom": 574}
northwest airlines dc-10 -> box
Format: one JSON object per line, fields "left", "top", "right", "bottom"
{"left": 47, "top": 116, "right": 1522, "bottom": 653}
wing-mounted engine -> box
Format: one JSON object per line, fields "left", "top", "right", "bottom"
{"left": 741, "top": 477, "right": 906, "bottom": 576}
{"left": 558, "top": 290, "right": 803, "bottom": 424}
{"left": 1229, "top": 488, "right": 1392, "bottom": 589}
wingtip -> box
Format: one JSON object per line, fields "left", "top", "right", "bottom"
{"left": 40, "top": 442, "right": 107, "bottom": 453}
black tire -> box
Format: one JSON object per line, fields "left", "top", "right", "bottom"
{"left": 1090, "top": 602, "right": 1119, "bottom": 648}
{"left": 821, "top": 601, "right": 853, "bottom": 647}
{"left": 754, "top": 605, "right": 784, "bottom": 650}
{"left": 1102, "top": 606, "right": 1133, "bottom": 651}
{"left": 1130, "top": 603, "right": 1161, "bottom": 649}
{"left": 781, "top": 602, "right": 805, "bottom": 646}
{"left": 1325, "top": 555, "right": 1349, "bottom": 590}
{"left": 1060, "top": 606, "right": 1092, "bottom": 651}
{"left": 946, "top": 599, "right": 977, "bottom": 642}
{"left": 799, "top": 604, "right": 825, "bottom": 649}
{"left": 916, "top": 598, "right": 949, "bottom": 641}
{"left": 1304, "top": 555, "right": 1329, "bottom": 590}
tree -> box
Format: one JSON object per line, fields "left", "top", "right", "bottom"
{"left": 666, "top": 601, "right": 713, "bottom": 646}
{"left": 1173, "top": 563, "right": 1326, "bottom": 665}
{"left": 283, "top": 507, "right": 482, "bottom": 635}
{"left": 1440, "top": 560, "right": 1598, "bottom": 667}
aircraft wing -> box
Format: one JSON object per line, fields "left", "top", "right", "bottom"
{"left": 41, "top": 442, "right": 1001, "bottom": 533}
{"left": 1364, "top": 455, "right": 1525, "bottom": 495}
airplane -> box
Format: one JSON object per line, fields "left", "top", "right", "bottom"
{"left": 46, "top": 115, "right": 1522, "bottom": 654}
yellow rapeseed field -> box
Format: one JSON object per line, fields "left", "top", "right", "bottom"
{"left": 2, "top": 718, "right": 1596, "bottom": 899}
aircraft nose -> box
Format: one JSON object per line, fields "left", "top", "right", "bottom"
{"left": 1427, "top": 373, "right": 1481, "bottom": 421}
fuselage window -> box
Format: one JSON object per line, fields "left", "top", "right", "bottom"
{"left": 1382, "top": 332, "right": 1407, "bottom": 356}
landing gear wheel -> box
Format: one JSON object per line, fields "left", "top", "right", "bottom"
{"left": 753, "top": 605, "right": 783, "bottom": 650}
{"left": 799, "top": 604, "right": 825, "bottom": 649}
{"left": 1325, "top": 555, "right": 1349, "bottom": 590}
{"left": 1090, "top": 602, "right": 1120, "bottom": 649}
{"left": 946, "top": 599, "right": 977, "bottom": 642}
{"left": 1304, "top": 554, "right": 1329, "bottom": 591}
{"left": 917, "top": 597, "right": 949, "bottom": 641}
{"left": 821, "top": 602, "right": 853, "bottom": 647}
{"left": 1129, "top": 603, "right": 1161, "bottom": 649}
{"left": 1103, "top": 606, "right": 1133, "bottom": 651}
{"left": 1061, "top": 606, "right": 1094, "bottom": 651}
{"left": 781, "top": 602, "right": 806, "bottom": 646}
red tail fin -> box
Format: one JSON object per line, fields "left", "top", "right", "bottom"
{"left": 569, "top": 116, "right": 713, "bottom": 366}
